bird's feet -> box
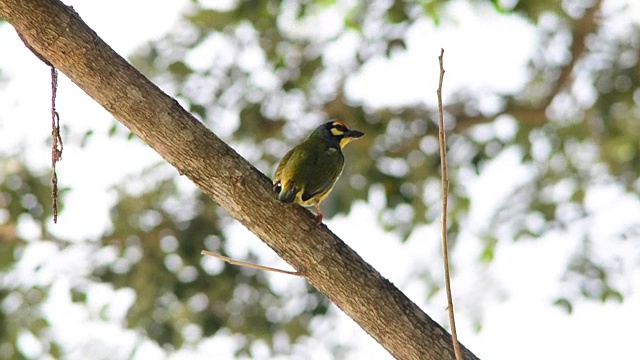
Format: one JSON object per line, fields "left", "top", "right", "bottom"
{"left": 313, "top": 203, "right": 324, "bottom": 224}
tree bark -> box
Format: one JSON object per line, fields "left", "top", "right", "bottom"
{"left": 0, "top": 1, "right": 479, "bottom": 359}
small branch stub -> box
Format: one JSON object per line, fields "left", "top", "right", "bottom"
{"left": 201, "top": 250, "right": 301, "bottom": 276}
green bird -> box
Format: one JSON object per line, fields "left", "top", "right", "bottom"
{"left": 273, "top": 121, "right": 365, "bottom": 223}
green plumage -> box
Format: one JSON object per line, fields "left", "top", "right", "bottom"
{"left": 276, "top": 137, "right": 344, "bottom": 204}
{"left": 273, "top": 121, "right": 364, "bottom": 223}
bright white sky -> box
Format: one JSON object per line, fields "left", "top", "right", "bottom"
{"left": 1, "top": 1, "right": 640, "bottom": 359}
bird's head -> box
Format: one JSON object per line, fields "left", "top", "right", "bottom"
{"left": 312, "top": 121, "right": 365, "bottom": 149}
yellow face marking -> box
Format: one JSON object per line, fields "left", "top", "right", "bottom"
{"left": 339, "top": 137, "right": 355, "bottom": 148}
{"left": 330, "top": 121, "right": 348, "bottom": 136}
{"left": 330, "top": 127, "right": 344, "bottom": 136}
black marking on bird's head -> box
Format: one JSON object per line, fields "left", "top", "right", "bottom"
{"left": 313, "top": 121, "right": 364, "bottom": 148}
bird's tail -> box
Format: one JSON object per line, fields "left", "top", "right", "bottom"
{"left": 278, "top": 186, "right": 298, "bottom": 203}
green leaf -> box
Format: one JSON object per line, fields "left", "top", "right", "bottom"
{"left": 168, "top": 61, "right": 193, "bottom": 78}
{"left": 80, "top": 129, "right": 93, "bottom": 148}
{"left": 385, "top": 1, "right": 408, "bottom": 24}
{"left": 190, "top": 103, "right": 207, "bottom": 119}
{"left": 108, "top": 122, "right": 118, "bottom": 137}
{"left": 185, "top": 9, "right": 235, "bottom": 31}
{"left": 601, "top": 288, "right": 624, "bottom": 303}
{"left": 553, "top": 297, "right": 573, "bottom": 314}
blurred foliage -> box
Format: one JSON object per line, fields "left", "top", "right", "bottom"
{"left": 0, "top": 156, "right": 328, "bottom": 357}
{"left": 93, "top": 168, "right": 328, "bottom": 354}
{"left": 0, "top": 158, "right": 59, "bottom": 236}
{"left": 2, "top": 0, "right": 640, "bottom": 358}
{"left": 131, "top": 0, "right": 639, "bottom": 303}
{"left": 0, "top": 158, "right": 63, "bottom": 359}
{"left": 145, "top": 0, "right": 640, "bottom": 312}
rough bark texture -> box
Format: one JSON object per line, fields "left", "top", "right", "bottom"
{"left": 0, "top": 1, "right": 480, "bottom": 359}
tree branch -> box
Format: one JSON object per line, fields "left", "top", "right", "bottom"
{"left": 452, "top": 0, "right": 603, "bottom": 132}
{"left": 546, "top": 0, "right": 602, "bottom": 108}
{"left": 0, "top": 0, "right": 479, "bottom": 359}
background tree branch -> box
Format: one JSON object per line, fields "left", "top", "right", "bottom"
{"left": 449, "top": 0, "right": 603, "bottom": 132}
{"left": 0, "top": 0, "right": 480, "bottom": 359}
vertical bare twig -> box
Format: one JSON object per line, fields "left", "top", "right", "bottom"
{"left": 16, "top": 30, "right": 63, "bottom": 223}
{"left": 436, "top": 48, "right": 462, "bottom": 360}
{"left": 50, "top": 67, "right": 63, "bottom": 223}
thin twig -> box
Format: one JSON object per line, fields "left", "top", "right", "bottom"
{"left": 436, "top": 48, "right": 462, "bottom": 360}
{"left": 201, "top": 250, "right": 301, "bottom": 276}
{"left": 50, "top": 67, "right": 63, "bottom": 223}
{"left": 17, "top": 30, "right": 63, "bottom": 223}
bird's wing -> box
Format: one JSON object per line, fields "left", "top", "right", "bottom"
{"left": 274, "top": 148, "right": 295, "bottom": 183}
{"left": 301, "top": 147, "right": 344, "bottom": 203}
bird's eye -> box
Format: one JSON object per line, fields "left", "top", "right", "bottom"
{"left": 333, "top": 123, "right": 348, "bottom": 133}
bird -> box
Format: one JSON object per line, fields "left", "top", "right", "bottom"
{"left": 273, "top": 121, "right": 364, "bottom": 223}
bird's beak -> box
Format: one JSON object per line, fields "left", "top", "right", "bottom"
{"left": 346, "top": 129, "right": 365, "bottom": 139}
{"left": 339, "top": 129, "right": 364, "bottom": 148}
